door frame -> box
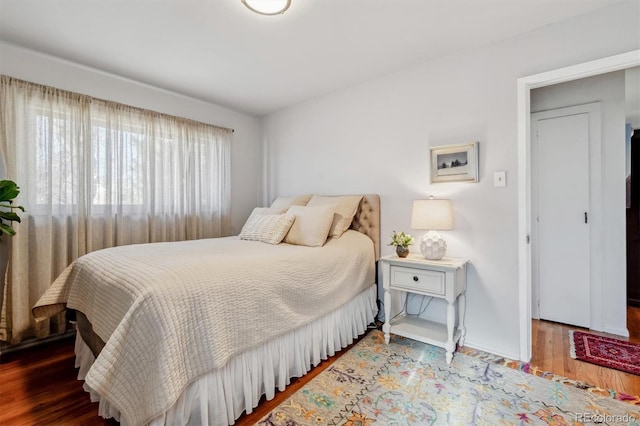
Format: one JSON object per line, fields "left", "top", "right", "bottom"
{"left": 517, "top": 50, "right": 640, "bottom": 361}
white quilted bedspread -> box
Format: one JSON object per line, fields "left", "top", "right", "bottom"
{"left": 33, "top": 231, "right": 375, "bottom": 425}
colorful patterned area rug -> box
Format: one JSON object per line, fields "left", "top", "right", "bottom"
{"left": 258, "top": 330, "right": 640, "bottom": 425}
{"left": 569, "top": 330, "right": 640, "bottom": 376}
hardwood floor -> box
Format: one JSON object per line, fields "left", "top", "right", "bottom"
{"left": 0, "top": 335, "right": 116, "bottom": 426}
{"left": 0, "top": 332, "right": 365, "bottom": 426}
{"left": 531, "top": 305, "right": 640, "bottom": 396}
{"left": 2, "top": 310, "right": 639, "bottom": 425}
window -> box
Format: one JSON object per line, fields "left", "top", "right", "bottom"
{"left": 0, "top": 75, "right": 232, "bottom": 343}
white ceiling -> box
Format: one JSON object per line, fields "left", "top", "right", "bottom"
{"left": 0, "top": 0, "right": 623, "bottom": 116}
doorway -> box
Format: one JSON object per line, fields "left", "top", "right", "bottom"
{"left": 516, "top": 50, "right": 640, "bottom": 362}
{"left": 529, "top": 70, "right": 624, "bottom": 337}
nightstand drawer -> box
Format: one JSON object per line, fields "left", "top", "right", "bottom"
{"left": 390, "top": 266, "right": 445, "bottom": 295}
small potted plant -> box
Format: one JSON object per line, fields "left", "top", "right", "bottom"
{"left": 389, "top": 230, "right": 413, "bottom": 258}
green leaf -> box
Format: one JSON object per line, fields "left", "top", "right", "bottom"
{"left": 0, "top": 180, "right": 20, "bottom": 203}
{"left": 0, "top": 222, "right": 16, "bottom": 236}
{"left": 0, "top": 211, "right": 21, "bottom": 222}
{"left": 0, "top": 204, "right": 25, "bottom": 212}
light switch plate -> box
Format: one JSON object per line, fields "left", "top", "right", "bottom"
{"left": 494, "top": 171, "right": 506, "bottom": 187}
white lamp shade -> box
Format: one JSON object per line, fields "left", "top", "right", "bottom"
{"left": 411, "top": 199, "right": 453, "bottom": 230}
{"left": 242, "top": 0, "right": 291, "bottom": 15}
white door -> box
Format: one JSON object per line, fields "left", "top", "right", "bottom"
{"left": 532, "top": 107, "right": 592, "bottom": 328}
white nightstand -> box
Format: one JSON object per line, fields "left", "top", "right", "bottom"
{"left": 380, "top": 254, "right": 469, "bottom": 364}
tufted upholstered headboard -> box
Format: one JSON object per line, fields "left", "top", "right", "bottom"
{"left": 350, "top": 194, "right": 380, "bottom": 260}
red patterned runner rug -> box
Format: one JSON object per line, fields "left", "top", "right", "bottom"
{"left": 569, "top": 330, "right": 640, "bottom": 376}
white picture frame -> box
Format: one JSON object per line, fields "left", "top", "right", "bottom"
{"left": 430, "top": 142, "right": 479, "bottom": 183}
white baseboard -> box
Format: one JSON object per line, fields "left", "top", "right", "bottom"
{"left": 461, "top": 339, "right": 520, "bottom": 361}
{"left": 601, "top": 326, "right": 629, "bottom": 338}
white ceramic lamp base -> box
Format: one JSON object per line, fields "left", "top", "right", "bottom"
{"left": 419, "top": 230, "right": 447, "bottom": 260}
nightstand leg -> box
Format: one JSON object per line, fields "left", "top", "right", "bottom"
{"left": 458, "top": 292, "right": 466, "bottom": 347}
{"left": 383, "top": 288, "right": 391, "bottom": 344}
{"left": 446, "top": 301, "right": 455, "bottom": 364}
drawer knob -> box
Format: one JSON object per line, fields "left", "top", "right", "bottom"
{"left": 413, "top": 276, "right": 419, "bottom": 282}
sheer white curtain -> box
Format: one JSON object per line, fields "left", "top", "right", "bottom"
{"left": 0, "top": 76, "right": 231, "bottom": 343}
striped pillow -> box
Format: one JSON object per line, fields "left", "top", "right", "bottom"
{"left": 239, "top": 213, "right": 295, "bottom": 245}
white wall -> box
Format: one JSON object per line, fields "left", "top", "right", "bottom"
{"left": 531, "top": 71, "right": 627, "bottom": 336}
{"left": 263, "top": 0, "right": 640, "bottom": 358}
{"left": 0, "top": 42, "right": 263, "bottom": 235}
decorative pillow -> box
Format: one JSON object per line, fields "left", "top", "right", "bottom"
{"left": 250, "top": 207, "right": 287, "bottom": 216}
{"left": 283, "top": 205, "right": 334, "bottom": 247}
{"left": 270, "top": 194, "right": 312, "bottom": 210}
{"left": 239, "top": 213, "right": 295, "bottom": 245}
{"left": 241, "top": 207, "right": 287, "bottom": 228}
{"left": 306, "top": 195, "right": 363, "bottom": 238}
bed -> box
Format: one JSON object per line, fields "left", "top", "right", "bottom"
{"left": 33, "top": 194, "right": 380, "bottom": 426}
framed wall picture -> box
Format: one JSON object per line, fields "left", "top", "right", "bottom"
{"left": 430, "top": 142, "right": 479, "bottom": 183}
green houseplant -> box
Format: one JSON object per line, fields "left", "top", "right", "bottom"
{"left": 388, "top": 230, "right": 413, "bottom": 258}
{"left": 0, "top": 180, "right": 24, "bottom": 239}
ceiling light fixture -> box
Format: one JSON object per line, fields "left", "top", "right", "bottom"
{"left": 242, "top": 0, "right": 291, "bottom": 15}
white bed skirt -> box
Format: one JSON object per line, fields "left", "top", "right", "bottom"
{"left": 74, "top": 284, "right": 377, "bottom": 426}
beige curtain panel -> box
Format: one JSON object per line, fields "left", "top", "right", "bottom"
{"left": 0, "top": 76, "right": 232, "bottom": 344}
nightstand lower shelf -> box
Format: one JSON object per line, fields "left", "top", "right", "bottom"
{"left": 380, "top": 254, "right": 469, "bottom": 364}
{"left": 388, "top": 315, "right": 462, "bottom": 350}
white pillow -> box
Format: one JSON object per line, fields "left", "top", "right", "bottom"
{"left": 241, "top": 207, "right": 287, "bottom": 228}
{"left": 239, "top": 213, "right": 295, "bottom": 245}
{"left": 250, "top": 207, "right": 287, "bottom": 216}
{"left": 240, "top": 207, "right": 287, "bottom": 231}
{"left": 270, "top": 194, "right": 312, "bottom": 210}
{"left": 306, "top": 195, "right": 363, "bottom": 238}
{"left": 284, "top": 205, "right": 334, "bottom": 247}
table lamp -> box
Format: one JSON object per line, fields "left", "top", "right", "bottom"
{"left": 411, "top": 197, "right": 453, "bottom": 260}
